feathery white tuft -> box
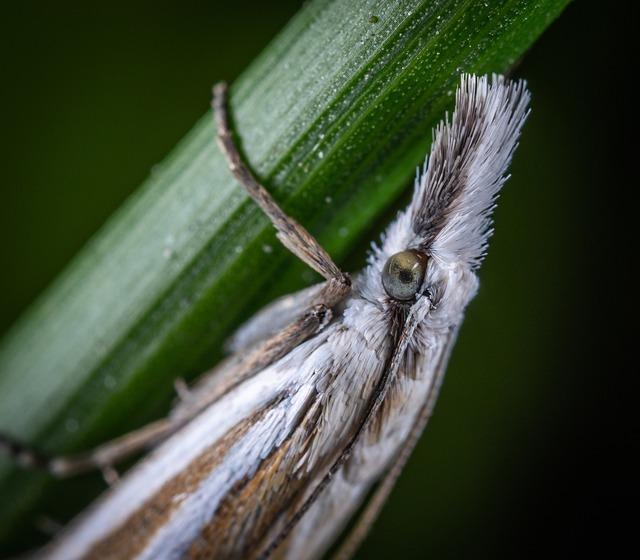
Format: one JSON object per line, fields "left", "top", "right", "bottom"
{"left": 410, "top": 74, "right": 530, "bottom": 267}
{"left": 359, "top": 74, "right": 530, "bottom": 307}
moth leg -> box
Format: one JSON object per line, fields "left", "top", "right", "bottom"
{"left": 1, "top": 298, "right": 338, "bottom": 481}
{"left": 213, "top": 82, "right": 350, "bottom": 288}
{"left": 100, "top": 465, "right": 120, "bottom": 486}
{"left": 173, "top": 377, "right": 192, "bottom": 403}
{"left": 35, "top": 515, "right": 64, "bottom": 537}
{"left": 171, "top": 283, "right": 346, "bottom": 420}
{"left": 2, "top": 85, "right": 354, "bottom": 480}
{"left": 0, "top": 415, "right": 185, "bottom": 479}
{"left": 0, "top": 286, "right": 347, "bottom": 481}
{"left": 331, "top": 395, "right": 437, "bottom": 560}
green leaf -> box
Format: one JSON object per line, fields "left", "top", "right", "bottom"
{"left": 0, "top": 0, "right": 568, "bottom": 549}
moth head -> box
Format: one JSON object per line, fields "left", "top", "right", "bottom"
{"left": 362, "top": 74, "right": 530, "bottom": 310}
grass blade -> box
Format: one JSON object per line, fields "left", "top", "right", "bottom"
{"left": 0, "top": 0, "right": 568, "bottom": 550}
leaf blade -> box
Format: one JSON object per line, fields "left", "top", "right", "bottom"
{"left": 0, "top": 0, "right": 569, "bottom": 548}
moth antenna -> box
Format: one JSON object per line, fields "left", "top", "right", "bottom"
{"left": 212, "top": 82, "right": 350, "bottom": 288}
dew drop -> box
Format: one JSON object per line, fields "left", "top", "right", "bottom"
{"left": 65, "top": 418, "right": 79, "bottom": 433}
{"left": 103, "top": 375, "right": 117, "bottom": 390}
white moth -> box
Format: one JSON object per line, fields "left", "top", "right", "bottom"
{"left": 1, "top": 74, "right": 530, "bottom": 560}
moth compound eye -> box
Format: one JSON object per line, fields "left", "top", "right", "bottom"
{"left": 381, "top": 250, "right": 428, "bottom": 301}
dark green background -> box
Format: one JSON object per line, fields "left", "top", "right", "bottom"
{"left": 0, "top": 1, "right": 630, "bottom": 558}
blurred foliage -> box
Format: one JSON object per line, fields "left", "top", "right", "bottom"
{"left": 0, "top": 1, "right": 628, "bottom": 558}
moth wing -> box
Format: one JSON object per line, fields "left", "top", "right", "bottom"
{"left": 137, "top": 321, "right": 390, "bottom": 560}
{"left": 42, "top": 333, "right": 333, "bottom": 560}
{"left": 226, "top": 282, "right": 326, "bottom": 353}
{"left": 171, "top": 282, "right": 330, "bottom": 420}
{"left": 277, "top": 323, "right": 460, "bottom": 560}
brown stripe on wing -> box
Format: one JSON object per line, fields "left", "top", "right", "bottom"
{"left": 254, "top": 303, "right": 416, "bottom": 559}
{"left": 260, "top": 307, "right": 423, "bottom": 560}
{"left": 187, "top": 394, "right": 325, "bottom": 560}
{"left": 83, "top": 395, "right": 284, "bottom": 560}
{"left": 189, "top": 308, "right": 403, "bottom": 559}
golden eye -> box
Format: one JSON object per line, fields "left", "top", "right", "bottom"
{"left": 381, "top": 250, "right": 428, "bottom": 301}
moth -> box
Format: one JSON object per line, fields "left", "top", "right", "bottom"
{"left": 1, "top": 73, "right": 530, "bottom": 559}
